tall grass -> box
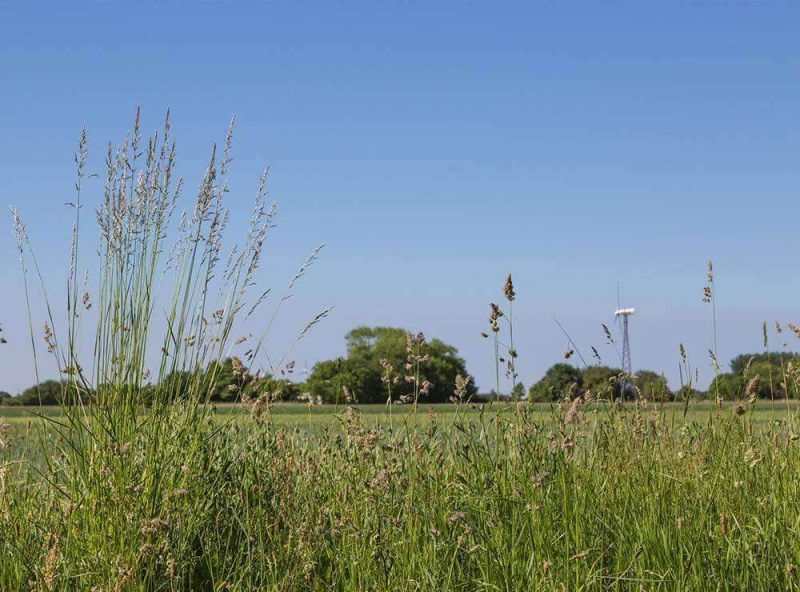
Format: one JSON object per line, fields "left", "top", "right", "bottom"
{"left": 0, "top": 111, "right": 325, "bottom": 590}
{"left": 3, "top": 113, "right": 800, "bottom": 590}
{"left": 5, "top": 396, "right": 800, "bottom": 589}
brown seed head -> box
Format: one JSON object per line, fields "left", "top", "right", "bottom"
{"left": 503, "top": 273, "right": 516, "bottom": 302}
{"left": 451, "top": 373, "right": 472, "bottom": 403}
{"left": 745, "top": 374, "right": 761, "bottom": 402}
{"left": 489, "top": 303, "right": 503, "bottom": 332}
{"left": 565, "top": 397, "right": 581, "bottom": 424}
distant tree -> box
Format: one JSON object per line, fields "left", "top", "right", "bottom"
{"left": 157, "top": 357, "right": 261, "bottom": 402}
{"left": 634, "top": 370, "right": 670, "bottom": 401}
{"left": 12, "top": 380, "right": 86, "bottom": 406}
{"left": 0, "top": 391, "right": 10, "bottom": 405}
{"left": 674, "top": 385, "right": 702, "bottom": 402}
{"left": 708, "top": 373, "right": 744, "bottom": 400}
{"left": 158, "top": 369, "right": 196, "bottom": 401}
{"left": 510, "top": 382, "right": 526, "bottom": 400}
{"left": 250, "top": 375, "right": 299, "bottom": 402}
{"left": 582, "top": 366, "right": 623, "bottom": 400}
{"left": 743, "top": 362, "right": 792, "bottom": 399}
{"left": 730, "top": 352, "right": 800, "bottom": 376}
{"left": 305, "top": 327, "right": 475, "bottom": 404}
{"left": 204, "top": 357, "right": 251, "bottom": 402}
{"left": 526, "top": 385, "right": 550, "bottom": 403}
{"left": 17, "top": 380, "right": 62, "bottom": 405}
{"left": 305, "top": 358, "right": 363, "bottom": 404}
{"left": 723, "top": 353, "right": 800, "bottom": 399}
{"left": 528, "top": 363, "right": 582, "bottom": 402}
{"left": 528, "top": 365, "right": 669, "bottom": 402}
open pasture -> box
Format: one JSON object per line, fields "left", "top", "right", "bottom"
{"left": 3, "top": 399, "right": 799, "bottom": 435}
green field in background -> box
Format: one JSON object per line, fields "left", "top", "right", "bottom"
{"left": 4, "top": 399, "right": 799, "bottom": 433}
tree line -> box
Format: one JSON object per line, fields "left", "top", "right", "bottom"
{"left": 708, "top": 352, "right": 800, "bottom": 400}
{"left": 2, "top": 326, "right": 799, "bottom": 405}
{"left": 0, "top": 327, "right": 475, "bottom": 406}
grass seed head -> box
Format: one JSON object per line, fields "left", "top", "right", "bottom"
{"left": 745, "top": 374, "right": 761, "bottom": 403}
{"left": 503, "top": 273, "right": 516, "bottom": 302}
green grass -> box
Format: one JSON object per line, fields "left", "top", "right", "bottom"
{"left": 4, "top": 398, "right": 799, "bottom": 429}
{"left": 5, "top": 114, "right": 800, "bottom": 591}
{"left": 5, "top": 399, "right": 800, "bottom": 590}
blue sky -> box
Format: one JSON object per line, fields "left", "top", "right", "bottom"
{"left": 1, "top": 1, "right": 799, "bottom": 394}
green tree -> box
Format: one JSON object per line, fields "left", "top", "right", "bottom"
{"left": 634, "top": 370, "right": 670, "bottom": 401}
{"left": 708, "top": 373, "right": 744, "bottom": 400}
{"left": 510, "top": 382, "right": 526, "bottom": 400}
{"left": 528, "top": 363, "right": 582, "bottom": 402}
{"left": 581, "top": 366, "right": 623, "bottom": 400}
{"left": 744, "top": 362, "right": 792, "bottom": 399}
{"left": 305, "top": 327, "right": 475, "bottom": 404}
{"left": 204, "top": 357, "right": 249, "bottom": 402}
{"left": 305, "top": 358, "right": 361, "bottom": 404}
{"left": 0, "top": 391, "right": 10, "bottom": 404}
{"left": 12, "top": 380, "right": 81, "bottom": 405}
{"left": 724, "top": 353, "right": 799, "bottom": 399}
{"left": 158, "top": 369, "right": 195, "bottom": 401}
{"left": 730, "top": 352, "right": 800, "bottom": 376}
{"left": 674, "top": 385, "right": 701, "bottom": 402}
{"left": 250, "top": 375, "right": 299, "bottom": 402}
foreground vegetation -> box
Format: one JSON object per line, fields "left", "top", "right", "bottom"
{"left": 3, "top": 113, "right": 800, "bottom": 590}
{"left": 4, "top": 401, "right": 800, "bottom": 590}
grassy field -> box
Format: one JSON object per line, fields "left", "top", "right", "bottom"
{"left": 5, "top": 398, "right": 800, "bottom": 590}
{"left": 5, "top": 116, "right": 800, "bottom": 591}
{"left": 4, "top": 398, "right": 799, "bottom": 433}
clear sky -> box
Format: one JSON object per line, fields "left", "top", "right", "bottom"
{"left": 1, "top": 1, "right": 799, "bottom": 395}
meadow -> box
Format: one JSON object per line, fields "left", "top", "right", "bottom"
{"left": 3, "top": 399, "right": 799, "bottom": 433}
{"left": 4, "top": 399, "right": 800, "bottom": 590}
{"left": 3, "top": 114, "right": 800, "bottom": 591}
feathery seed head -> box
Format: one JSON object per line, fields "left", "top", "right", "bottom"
{"left": 746, "top": 374, "right": 761, "bottom": 403}
{"left": 503, "top": 273, "right": 516, "bottom": 302}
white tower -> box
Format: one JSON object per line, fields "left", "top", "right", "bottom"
{"left": 614, "top": 307, "right": 635, "bottom": 376}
